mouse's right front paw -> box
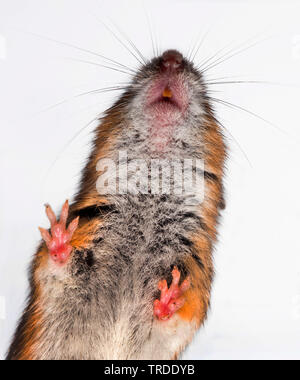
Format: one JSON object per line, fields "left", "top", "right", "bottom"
{"left": 39, "top": 200, "right": 79, "bottom": 265}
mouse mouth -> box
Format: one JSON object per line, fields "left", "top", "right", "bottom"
{"left": 150, "top": 86, "right": 180, "bottom": 109}
{"left": 145, "top": 75, "right": 189, "bottom": 117}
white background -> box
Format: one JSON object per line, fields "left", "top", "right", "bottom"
{"left": 1, "top": 0, "right": 300, "bottom": 360}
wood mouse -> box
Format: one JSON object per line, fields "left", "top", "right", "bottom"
{"left": 7, "top": 49, "right": 226, "bottom": 360}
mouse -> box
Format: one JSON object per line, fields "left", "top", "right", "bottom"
{"left": 6, "top": 49, "right": 226, "bottom": 360}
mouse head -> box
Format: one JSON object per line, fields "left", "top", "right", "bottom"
{"left": 131, "top": 50, "right": 209, "bottom": 121}
{"left": 105, "top": 50, "right": 216, "bottom": 156}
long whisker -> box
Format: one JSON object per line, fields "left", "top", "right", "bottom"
{"left": 191, "top": 29, "right": 211, "bottom": 63}
{"left": 201, "top": 37, "right": 270, "bottom": 74}
{"left": 197, "top": 33, "right": 269, "bottom": 74}
{"left": 154, "top": 27, "right": 159, "bottom": 57}
{"left": 110, "top": 21, "right": 148, "bottom": 64}
{"left": 206, "top": 80, "right": 279, "bottom": 86}
{"left": 64, "top": 57, "right": 135, "bottom": 76}
{"left": 151, "top": 18, "right": 161, "bottom": 57}
{"left": 205, "top": 79, "right": 300, "bottom": 90}
{"left": 216, "top": 118, "right": 253, "bottom": 168}
{"left": 43, "top": 94, "right": 132, "bottom": 185}
{"left": 187, "top": 32, "right": 201, "bottom": 61}
{"left": 77, "top": 86, "right": 129, "bottom": 98}
{"left": 34, "top": 86, "right": 128, "bottom": 117}
{"left": 197, "top": 41, "right": 235, "bottom": 72}
{"left": 42, "top": 116, "right": 99, "bottom": 186}
{"left": 204, "top": 74, "right": 261, "bottom": 83}
{"left": 143, "top": 6, "right": 157, "bottom": 57}
{"left": 25, "top": 31, "right": 135, "bottom": 73}
{"left": 94, "top": 17, "right": 145, "bottom": 66}
{"left": 208, "top": 96, "right": 291, "bottom": 138}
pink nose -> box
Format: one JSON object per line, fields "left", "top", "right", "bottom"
{"left": 161, "top": 50, "right": 183, "bottom": 72}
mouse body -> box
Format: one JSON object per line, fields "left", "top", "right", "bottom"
{"left": 7, "top": 50, "right": 226, "bottom": 360}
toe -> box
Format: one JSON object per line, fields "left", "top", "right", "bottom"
{"left": 169, "top": 296, "right": 186, "bottom": 313}
{"left": 154, "top": 300, "right": 163, "bottom": 318}
{"left": 67, "top": 217, "right": 80, "bottom": 238}
{"left": 39, "top": 227, "right": 51, "bottom": 246}
{"left": 180, "top": 277, "right": 191, "bottom": 293}
{"left": 171, "top": 267, "right": 181, "bottom": 286}
{"left": 60, "top": 200, "right": 69, "bottom": 227}
{"left": 45, "top": 204, "right": 57, "bottom": 226}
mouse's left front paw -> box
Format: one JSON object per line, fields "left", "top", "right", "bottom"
{"left": 39, "top": 200, "right": 79, "bottom": 265}
{"left": 154, "top": 267, "right": 191, "bottom": 321}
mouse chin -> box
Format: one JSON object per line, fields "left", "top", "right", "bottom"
{"left": 143, "top": 75, "right": 189, "bottom": 153}
{"left": 148, "top": 100, "right": 182, "bottom": 124}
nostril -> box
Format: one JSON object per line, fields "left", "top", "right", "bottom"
{"left": 161, "top": 50, "right": 184, "bottom": 72}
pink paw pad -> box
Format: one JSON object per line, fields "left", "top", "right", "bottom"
{"left": 39, "top": 200, "right": 79, "bottom": 265}
{"left": 154, "top": 267, "right": 191, "bottom": 321}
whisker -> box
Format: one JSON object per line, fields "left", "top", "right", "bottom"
{"left": 34, "top": 86, "right": 129, "bottom": 117}
{"left": 201, "top": 37, "right": 270, "bottom": 74}
{"left": 77, "top": 86, "right": 129, "bottom": 98}
{"left": 187, "top": 33, "right": 200, "bottom": 62}
{"left": 204, "top": 74, "right": 259, "bottom": 83}
{"left": 197, "top": 41, "right": 235, "bottom": 72}
{"left": 216, "top": 118, "right": 253, "bottom": 168}
{"left": 205, "top": 78, "right": 300, "bottom": 89}
{"left": 42, "top": 116, "right": 99, "bottom": 186}
{"left": 206, "top": 80, "right": 278, "bottom": 86}
{"left": 25, "top": 31, "right": 135, "bottom": 73}
{"left": 42, "top": 95, "right": 130, "bottom": 186}
{"left": 94, "top": 17, "right": 145, "bottom": 66}
{"left": 191, "top": 29, "right": 211, "bottom": 63}
{"left": 110, "top": 21, "right": 148, "bottom": 64}
{"left": 64, "top": 57, "right": 135, "bottom": 76}
{"left": 108, "top": 99, "right": 130, "bottom": 112}
{"left": 143, "top": 6, "right": 157, "bottom": 57}
{"left": 151, "top": 19, "right": 161, "bottom": 57}
{"left": 207, "top": 96, "right": 291, "bottom": 138}
{"left": 197, "top": 32, "right": 269, "bottom": 74}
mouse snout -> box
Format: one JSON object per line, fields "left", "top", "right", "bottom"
{"left": 160, "top": 50, "right": 184, "bottom": 73}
